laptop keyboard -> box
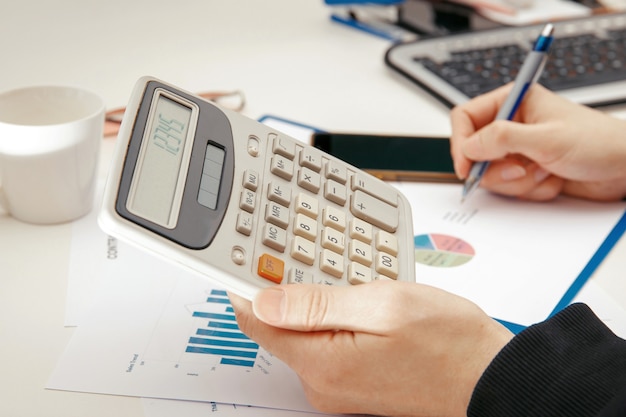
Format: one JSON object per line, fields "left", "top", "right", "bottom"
{"left": 415, "top": 30, "right": 626, "bottom": 99}
{"left": 385, "top": 12, "right": 626, "bottom": 107}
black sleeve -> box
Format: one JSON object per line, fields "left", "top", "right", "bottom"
{"left": 468, "top": 303, "right": 626, "bottom": 417}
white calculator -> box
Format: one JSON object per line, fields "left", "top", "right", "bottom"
{"left": 99, "top": 77, "right": 416, "bottom": 299}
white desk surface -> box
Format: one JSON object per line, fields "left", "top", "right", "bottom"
{"left": 1, "top": 1, "right": 625, "bottom": 416}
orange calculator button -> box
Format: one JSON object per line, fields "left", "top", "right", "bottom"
{"left": 257, "top": 253, "right": 285, "bottom": 284}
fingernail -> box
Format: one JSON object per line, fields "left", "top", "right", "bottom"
{"left": 534, "top": 168, "right": 550, "bottom": 183}
{"left": 461, "top": 133, "right": 481, "bottom": 157}
{"left": 453, "top": 162, "right": 465, "bottom": 180}
{"left": 253, "top": 287, "right": 286, "bottom": 324}
{"left": 501, "top": 165, "right": 526, "bottom": 181}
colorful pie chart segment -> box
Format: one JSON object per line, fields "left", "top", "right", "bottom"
{"left": 414, "top": 233, "right": 475, "bottom": 267}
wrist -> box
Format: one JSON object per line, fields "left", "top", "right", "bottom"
{"left": 468, "top": 304, "right": 626, "bottom": 417}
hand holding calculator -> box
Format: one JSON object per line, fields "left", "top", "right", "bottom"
{"left": 99, "top": 77, "right": 415, "bottom": 299}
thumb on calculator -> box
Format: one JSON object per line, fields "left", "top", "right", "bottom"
{"left": 229, "top": 282, "right": 397, "bottom": 335}
{"left": 252, "top": 282, "right": 392, "bottom": 332}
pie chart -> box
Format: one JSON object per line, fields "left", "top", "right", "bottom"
{"left": 414, "top": 233, "right": 475, "bottom": 267}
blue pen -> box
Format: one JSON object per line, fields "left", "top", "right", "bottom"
{"left": 461, "top": 23, "right": 554, "bottom": 202}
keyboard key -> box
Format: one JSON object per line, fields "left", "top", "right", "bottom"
{"left": 239, "top": 189, "right": 256, "bottom": 213}
{"left": 320, "top": 249, "right": 344, "bottom": 278}
{"left": 299, "top": 147, "right": 323, "bottom": 172}
{"left": 293, "top": 213, "right": 317, "bottom": 241}
{"left": 265, "top": 202, "right": 289, "bottom": 229}
{"left": 321, "top": 226, "right": 345, "bottom": 254}
{"left": 262, "top": 223, "right": 287, "bottom": 252}
{"left": 297, "top": 167, "right": 321, "bottom": 193}
{"left": 271, "top": 133, "right": 296, "bottom": 159}
{"left": 258, "top": 253, "right": 284, "bottom": 284}
{"left": 288, "top": 267, "right": 314, "bottom": 284}
{"left": 267, "top": 182, "right": 291, "bottom": 207}
{"left": 295, "top": 192, "right": 319, "bottom": 218}
{"left": 236, "top": 211, "right": 253, "bottom": 236}
{"left": 349, "top": 239, "right": 372, "bottom": 266}
{"left": 270, "top": 154, "right": 294, "bottom": 180}
{"left": 376, "top": 230, "right": 398, "bottom": 256}
{"left": 322, "top": 205, "right": 346, "bottom": 232}
{"left": 291, "top": 236, "right": 316, "bottom": 266}
{"left": 242, "top": 169, "right": 259, "bottom": 191}
{"left": 324, "top": 179, "right": 347, "bottom": 206}
{"left": 351, "top": 173, "right": 398, "bottom": 207}
{"left": 351, "top": 190, "right": 398, "bottom": 233}
{"left": 375, "top": 252, "right": 398, "bottom": 279}
{"left": 325, "top": 160, "right": 347, "bottom": 184}
{"left": 349, "top": 217, "right": 373, "bottom": 243}
{"left": 348, "top": 262, "right": 372, "bottom": 285}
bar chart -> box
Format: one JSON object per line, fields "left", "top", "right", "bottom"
{"left": 185, "top": 289, "right": 259, "bottom": 368}
{"left": 49, "top": 223, "right": 313, "bottom": 412}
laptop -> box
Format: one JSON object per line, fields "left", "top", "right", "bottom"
{"left": 385, "top": 12, "right": 626, "bottom": 107}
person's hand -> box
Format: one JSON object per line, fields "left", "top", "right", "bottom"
{"left": 450, "top": 84, "right": 626, "bottom": 201}
{"left": 229, "top": 281, "right": 513, "bottom": 417}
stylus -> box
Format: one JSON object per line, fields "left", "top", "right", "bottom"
{"left": 461, "top": 23, "right": 554, "bottom": 202}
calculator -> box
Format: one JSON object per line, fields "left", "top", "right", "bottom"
{"left": 99, "top": 77, "right": 416, "bottom": 299}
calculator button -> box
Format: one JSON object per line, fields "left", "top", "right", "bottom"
{"left": 348, "top": 262, "right": 372, "bottom": 285}
{"left": 375, "top": 252, "right": 398, "bottom": 279}
{"left": 314, "top": 276, "right": 338, "bottom": 286}
{"left": 256, "top": 133, "right": 407, "bottom": 289}
{"left": 258, "top": 253, "right": 284, "bottom": 284}
{"left": 267, "top": 182, "right": 292, "bottom": 207}
{"left": 270, "top": 155, "right": 294, "bottom": 181}
{"left": 351, "top": 173, "right": 398, "bottom": 207}
{"left": 299, "top": 147, "right": 323, "bottom": 172}
{"left": 297, "top": 167, "right": 320, "bottom": 194}
{"left": 247, "top": 136, "right": 260, "bottom": 157}
{"left": 261, "top": 224, "right": 287, "bottom": 253}
{"left": 271, "top": 133, "right": 296, "bottom": 160}
{"left": 295, "top": 193, "right": 318, "bottom": 218}
{"left": 349, "top": 218, "right": 372, "bottom": 243}
{"left": 293, "top": 213, "right": 317, "bottom": 241}
{"left": 324, "top": 179, "right": 347, "bottom": 206}
{"left": 376, "top": 230, "right": 398, "bottom": 256}
{"left": 239, "top": 189, "right": 256, "bottom": 213}
{"left": 231, "top": 247, "right": 246, "bottom": 265}
{"left": 349, "top": 239, "right": 372, "bottom": 266}
{"left": 236, "top": 211, "right": 253, "bottom": 236}
{"left": 288, "top": 267, "right": 314, "bottom": 284}
{"left": 243, "top": 169, "right": 259, "bottom": 191}
{"left": 325, "top": 160, "right": 347, "bottom": 184}
{"left": 320, "top": 249, "right": 344, "bottom": 278}
{"left": 291, "top": 236, "right": 316, "bottom": 266}
{"left": 322, "top": 205, "right": 346, "bottom": 232}
{"left": 321, "top": 226, "right": 345, "bottom": 254}
{"left": 265, "top": 202, "right": 290, "bottom": 229}
{"left": 351, "top": 190, "right": 398, "bottom": 233}
{"left": 375, "top": 274, "right": 394, "bottom": 282}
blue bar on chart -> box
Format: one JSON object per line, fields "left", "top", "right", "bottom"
{"left": 186, "top": 289, "right": 259, "bottom": 368}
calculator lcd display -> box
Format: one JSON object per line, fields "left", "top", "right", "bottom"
{"left": 127, "top": 95, "right": 192, "bottom": 228}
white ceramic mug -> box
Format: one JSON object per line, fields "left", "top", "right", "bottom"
{"left": 0, "top": 85, "right": 105, "bottom": 224}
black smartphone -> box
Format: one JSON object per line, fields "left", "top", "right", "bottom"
{"left": 312, "top": 132, "right": 460, "bottom": 182}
